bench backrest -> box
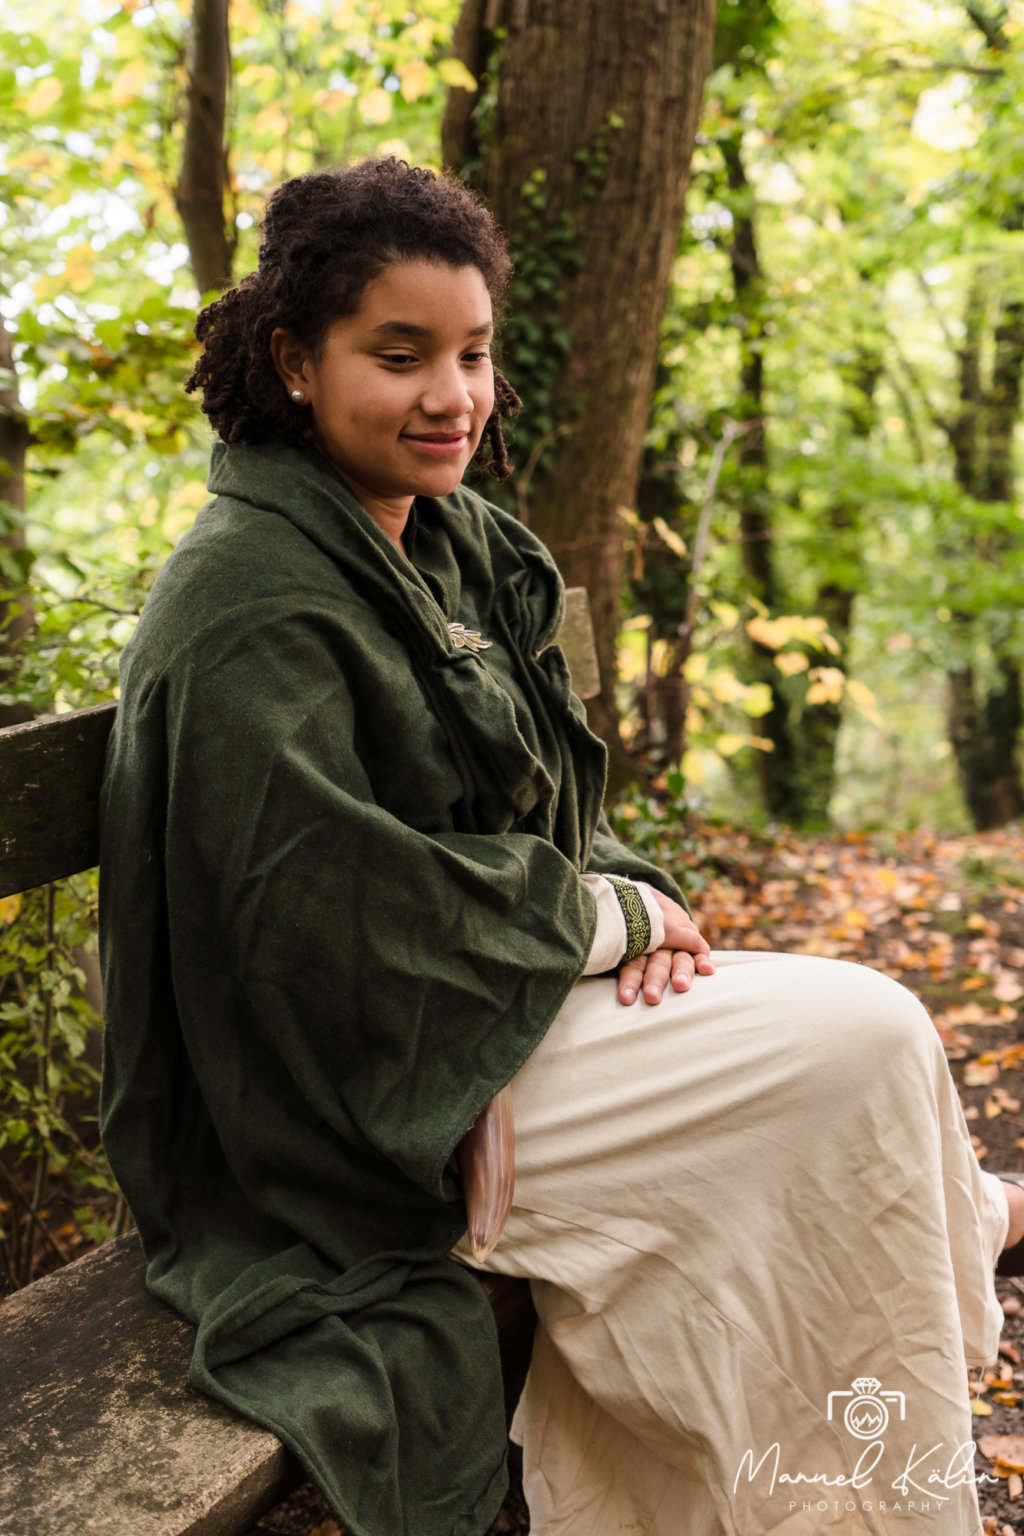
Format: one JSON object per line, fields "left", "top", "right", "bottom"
{"left": 0, "top": 701, "right": 116, "bottom": 899}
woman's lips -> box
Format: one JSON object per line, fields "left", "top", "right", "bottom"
{"left": 402, "top": 432, "right": 468, "bottom": 456}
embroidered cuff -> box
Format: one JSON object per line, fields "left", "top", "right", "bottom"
{"left": 580, "top": 875, "right": 668, "bottom": 974}
{"left": 604, "top": 875, "right": 653, "bottom": 960}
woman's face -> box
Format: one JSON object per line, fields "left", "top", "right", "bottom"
{"left": 274, "top": 260, "right": 495, "bottom": 540}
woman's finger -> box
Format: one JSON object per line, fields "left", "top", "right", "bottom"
{"left": 640, "top": 948, "right": 672, "bottom": 1004}
{"left": 618, "top": 954, "right": 647, "bottom": 1005}
{"left": 670, "top": 949, "right": 698, "bottom": 994}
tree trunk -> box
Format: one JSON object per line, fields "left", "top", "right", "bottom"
{"left": 941, "top": 284, "right": 1024, "bottom": 828}
{"left": 793, "top": 356, "right": 878, "bottom": 827}
{"left": 174, "top": 0, "right": 235, "bottom": 296}
{"left": 0, "top": 324, "right": 34, "bottom": 728}
{"left": 719, "top": 133, "right": 804, "bottom": 820}
{"left": 444, "top": 0, "right": 718, "bottom": 784}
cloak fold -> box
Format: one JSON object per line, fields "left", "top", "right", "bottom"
{"left": 99, "top": 440, "right": 684, "bottom": 1536}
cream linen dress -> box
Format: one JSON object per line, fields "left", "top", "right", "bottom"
{"left": 457, "top": 950, "right": 1009, "bottom": 1536}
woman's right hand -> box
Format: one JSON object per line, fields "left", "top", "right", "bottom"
{"left": 618, "top": 888, "right": 714, "bottom": 1007}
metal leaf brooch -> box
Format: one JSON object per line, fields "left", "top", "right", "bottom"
{"left": 448, "top": 622, "right": 492, "bottom": 654}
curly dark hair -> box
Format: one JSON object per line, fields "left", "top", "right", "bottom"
{"left": 184, "top": 158, "right": 521, "bottom": 477}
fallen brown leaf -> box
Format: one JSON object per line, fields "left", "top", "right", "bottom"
{"left": 979, "top": 1434, "right": 1024, "bottom": 1472}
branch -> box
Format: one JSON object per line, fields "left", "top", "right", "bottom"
{"left": 883, "top": 323, "right": 954, "bottom": 440}
{"left": 913, "top": 270, "right": 960, "bottom": 356}
{"left": 965, "top": 1, "right": 1009, "bottom": 51}
{"left": 681, "top": 420, "right": 750, "bottom": 645}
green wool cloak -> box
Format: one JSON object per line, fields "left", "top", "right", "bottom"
{"left": 98, "top": 440, "right": 684, "bottom": 1536}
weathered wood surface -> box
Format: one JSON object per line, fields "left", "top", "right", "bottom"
{"left": 0, "top": 1232, "right": 300, "bottom": 1536}
{"left": 559, "top": 586, "right": 600, "bottom": 701}
{"left": 0, "top": 701, "right": 116, "bottom": 898}
{"left": 0, "top": 1231, "right": 535, "bottom": 1536}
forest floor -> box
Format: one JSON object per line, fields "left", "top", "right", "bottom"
{"left": 244, "top": 820, "right": 1024, "bottom": 1536}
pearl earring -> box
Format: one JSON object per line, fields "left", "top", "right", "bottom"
{"left": 290, "top": 389, "right": 305, "bottom": 402}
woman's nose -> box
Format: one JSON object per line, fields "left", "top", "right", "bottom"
{"left": 421, "top": 361, "right": 474, "bottom": 418}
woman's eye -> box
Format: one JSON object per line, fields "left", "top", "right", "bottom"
{"left": 380, "top": 352, "right": 418, "bottom": 366}
{"left": 462, "top": 351, "right": 492, "bottom": 365}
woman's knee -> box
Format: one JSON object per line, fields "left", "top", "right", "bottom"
{"left": 776, "top": 953, "right": 938, "bottom": 1075}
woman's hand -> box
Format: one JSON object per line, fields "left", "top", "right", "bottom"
{"left": 618, "top": 889, "right": 715, "bottom": 1006}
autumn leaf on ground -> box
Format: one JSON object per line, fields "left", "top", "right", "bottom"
{"left": 979, "top": 1435, "right": 1024, "bottom": 1473}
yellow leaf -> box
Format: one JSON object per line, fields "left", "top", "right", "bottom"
{"left": 110, "top": 58, "right": 148, "bottom": 108}
{"left": 0, "top": 895, "right": 21, "bottom": 924}
{"left": 845, "top": 677, "right": 876, "bottom": 709}
{"left": 710, "top": 668, "right": 746, "bottom": 704}
{"left": 254, "top": 104, "right": 291, "bottom": 138}
{"left": 653, "top": 516, "right": 688, "bottom": 560}
{"left": 359, "top": 87, "right": 393, "bottom": 125}
{"left": 971, "top": 1396, "right": 994, "bottom": 1416}
{"left": 708, "top": 600, "right": 739, "bottom": 629}
{"left": 775, "top": 651, "right": 808, "bottom": 676}
{"left": 398, "top": 59, "right": 433, "bottom": 103}
{"left": 437, "top": 57, "right": 477, "bottom": 92}
{"left": 238, "top": 64, "right": 279, "bottom": 88}
{"left": 62, "top": 243, "right": 96, "bottom": 293}
{"left": 684, "top": 652, "right": 707, "bottom": 682}
{"left": 232, "top": 0, "right": 262, "bottom": 28}
{"left": 25, "top": 75, "right": 62, "bottom": 117}
{"left": 742, "top": 683, "right": 774, "bottom": 719}
{"left": 716, "top": 733, "right": 750, "bottom": 758}
{"left": 681, "top": 748, "right": 705, "bottom": 785}
{"left": 376, "top": 138, "right": 411, "bottom": 161}
{"left": 314, "top": 89, "right": 351, "bottom": 119}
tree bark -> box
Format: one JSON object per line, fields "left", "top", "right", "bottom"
{"left": 444, "top": 0, "right": 718, "bottom": 782}
{"left": 941, "top": 284, "right": 1024, "bottom": 828}
{"left": 174, "top": 0, "right": 235, "bottom": 296}
{"left": 719, "top": 132, "right": 804, "bottom": 819}
{"left": 0, "top": 323, "right": 34, "bottom": 728}
{"left": 793, "top": 356, "right": 878, "bottom": 826}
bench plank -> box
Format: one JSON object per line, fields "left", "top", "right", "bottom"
{"left": 0, "top": 701, "right": 116, "bottom": 898}
{"left": 0, "top": 1232, "right": 300, "bottom": 1536}
{"left": 0, "top": 1233, "right": 536, "bottom": 1536}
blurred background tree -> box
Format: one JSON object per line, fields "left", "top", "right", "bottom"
{"left": 1, "top": 0, "right": 1022, "bottom": 835}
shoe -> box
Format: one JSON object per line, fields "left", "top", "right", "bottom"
{"left": 996, "top": 1172, "right": 1024, "bottom": 1277}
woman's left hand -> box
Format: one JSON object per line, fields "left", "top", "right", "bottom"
{"left": 618, "top": 890, "right": 715, "bottom": 1006}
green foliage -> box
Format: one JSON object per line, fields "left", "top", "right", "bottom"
{"left": 607, "top": 775, "right": 712, "bottom": 894}
{"left": 0, "top": 880, "right": 115, "bottom": 1294}
{"left": 628, "top": 0, "right": 1024, "bottom": 825}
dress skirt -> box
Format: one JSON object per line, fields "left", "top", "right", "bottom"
{"left": 455, "top": 951, "right": 1009, "bottom": 1536}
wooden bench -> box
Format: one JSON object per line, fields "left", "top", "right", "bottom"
{"left": 0, "top": 590, "right": 600, "bottom": 1536}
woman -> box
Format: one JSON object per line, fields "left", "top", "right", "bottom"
{"left": 99, "top": 157, "right": 1023, "bottom": 1536}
